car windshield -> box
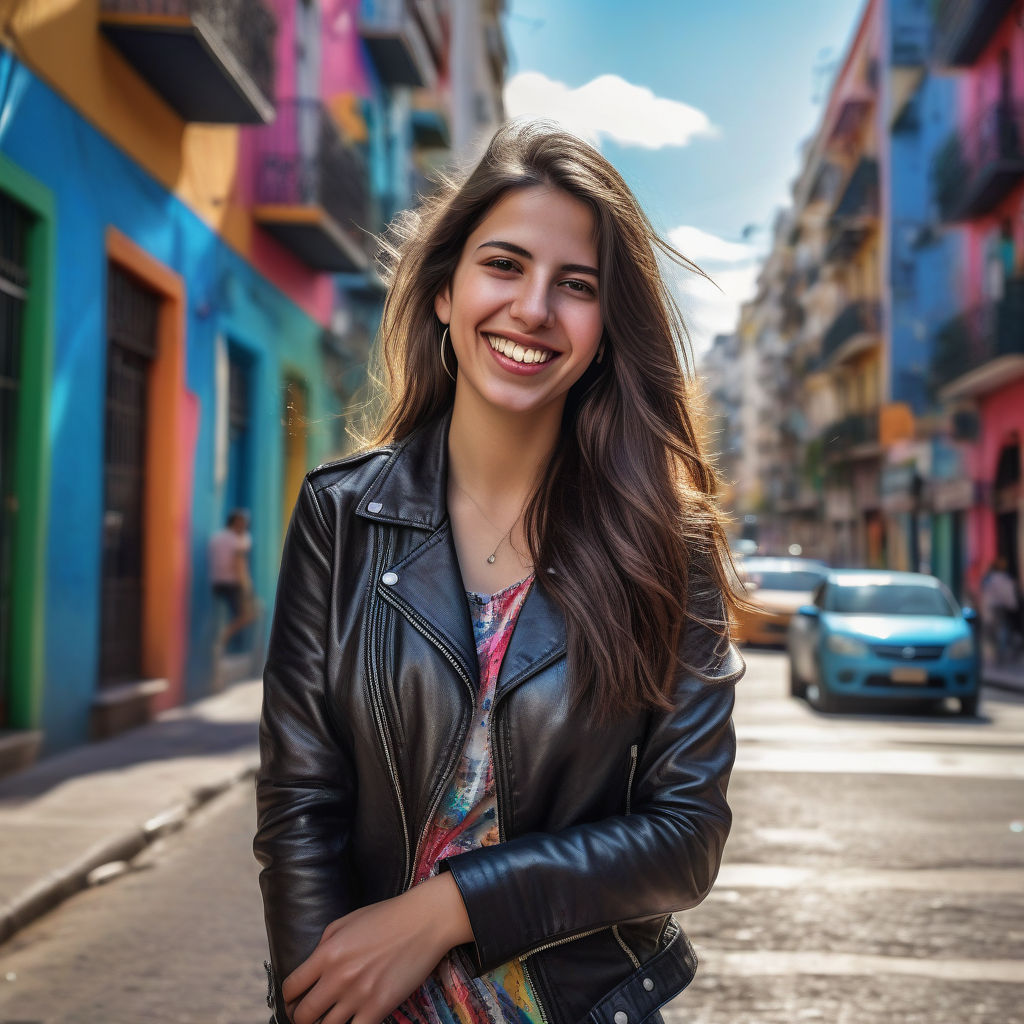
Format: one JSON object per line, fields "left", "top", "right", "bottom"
{"left": 826, "top": 583, "right": 956, "bottom": 617}
{"left": 747, "top": 570, "right": 825, "bottom": 591}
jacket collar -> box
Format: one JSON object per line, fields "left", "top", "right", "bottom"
{"left": 354, "top": 413, "right": 451, "bottom": 530}
{"left": 364, "top": 411, "right": 568, "bottom": 697}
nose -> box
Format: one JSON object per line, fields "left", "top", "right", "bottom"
{"left": 509, "top": 278, "right": 552, "bottom": 331}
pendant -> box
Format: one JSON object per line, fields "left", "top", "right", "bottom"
{"left": 487, "top": 553, "right": 496, "bottom": 564}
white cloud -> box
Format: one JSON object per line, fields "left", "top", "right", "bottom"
{"left": 504, "top": 71, "right": 718, "bottom": 150}
{"left": 664, "top": 227, "right": 763, "bottom": 358}
{"left": 668, "top": 226, "right": 756, "bottom": 265}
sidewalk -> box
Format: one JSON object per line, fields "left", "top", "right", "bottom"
{"left": 0, "top": 678, "right": 263, "bottom": 947}
{"left": 983, "top": 657, "right": 1024, "bottom": 696}
{"left": 0, "top": 654, "right": 1018, "bottom": 953}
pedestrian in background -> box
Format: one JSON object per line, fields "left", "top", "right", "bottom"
{"left": 981, "top": 557, "right": 1018, "bottom": 664}
{"left": 209, "top": 509, "right": 256, "bottom": 652}
{"left": 254, "top": 121, "right": 745, "bottom": 1024}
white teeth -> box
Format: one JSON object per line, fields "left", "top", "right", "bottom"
{"left": 486, "top": 334, "right": 553, "bottom": 365}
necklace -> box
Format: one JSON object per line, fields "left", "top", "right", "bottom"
{"left": 452, "top": 479, "right": 525, "bottom": 565}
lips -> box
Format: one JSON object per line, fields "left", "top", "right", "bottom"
{"left": 484, "top": 333, "right": 557, "bottom": 365}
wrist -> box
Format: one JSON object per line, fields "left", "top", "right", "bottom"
{"left": 415, "top": 872, "right": 475, "bottom": 950}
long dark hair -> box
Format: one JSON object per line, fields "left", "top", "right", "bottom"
{"left": 363, "top": 120, "right": 742, "bottom": 719}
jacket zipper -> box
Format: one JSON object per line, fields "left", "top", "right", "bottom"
{"left": 612, "top": 925, "right": 642, "bottom": 969}
{"left": 520, "top": 958, "right": 551, "bottom": 1024}
{"left": 625, "top": 742, "right": 638, "bottom": 816}
{"left": 367, "top": 534, "right": 411, "bottom": 889}
{"left": 376, "top": 584, "right": 475, "bottom": 893}
{"left": 521, "top": 925, "right": 607, "bottom": 959}
{"left": 263, "top": 959, "right": 274, "bottom": 1010}
{"left": 615, "top": 743, "right": 642, "bottom": 968}
{"left": 489, "top": 705, "right": 553, "bottom": 1024}
{"left": 405, "top": 702, "right": 471, "bottom": 891}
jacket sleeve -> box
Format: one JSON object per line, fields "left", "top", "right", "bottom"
{"left": 253, "top": 477, "right": 357, "bottom": 1020}
{"left": 440, "top": 589, "right": 742, "bottom": 975}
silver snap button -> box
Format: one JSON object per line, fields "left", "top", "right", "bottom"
{"left": 642, "top": 978, "right": 654, "bottom": 992}
{"left": 367, "top": 501, "right": 383, "bottom": 514}
{"left": 381, "top": 571, "right": 398, "bottom": 586}
{"left": 614, "top": 1013, "right": 628, "bottom": 1024}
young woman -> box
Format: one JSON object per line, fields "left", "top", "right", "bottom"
{"left": 254, "top": 121, "right": 745, "bottom": 1024}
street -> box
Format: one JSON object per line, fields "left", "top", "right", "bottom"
{"left": 0, "top": 652, "right": 1022, "bottom": 1023}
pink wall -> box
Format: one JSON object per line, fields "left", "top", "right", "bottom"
{"left": 965, "top": 378, "right": 1024, "bottom": 594}
{"left": 822, "top": 0, "right": 879, "bottom": 133}
{"left": 957, "top": 0, "right": 1024, "bottom": 308}
{"left": 321, "top": 0, "right": 376, "bottom": 98}
{"left": 960, "top": 0, "right": 1024, "bottom": 125}
{"left": 231, "top": 0, "right": 370, "bottom": 326}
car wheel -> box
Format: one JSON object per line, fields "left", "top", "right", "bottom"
{"left": 958, "top": 693, "right": 979, "bottom": 717}
{"left": 788, "top": 656, "right": 806, "bottom": 699}
{"left": 808, "top": 660, "right": 840, "bottom": 713}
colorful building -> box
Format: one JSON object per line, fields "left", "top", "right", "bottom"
{"left": 929, "top": 0, "right": 1024, "bottom": 604}
{"left": 0, "top": 0, "right": 506, "bottom": 771}
{"left": 879, "top": 0, "right": 963, "bottom": 582}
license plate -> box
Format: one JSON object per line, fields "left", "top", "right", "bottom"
{"left": 890, "top": 667, "right": 927, "bottom": 684}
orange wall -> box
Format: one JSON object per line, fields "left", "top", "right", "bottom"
{"left": 8, "top": 0, "right": 332, "bottom": 322}
{"left": 106, "top": 228, "right": 193, "bottom": 710}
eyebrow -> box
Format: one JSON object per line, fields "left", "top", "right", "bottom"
{"left": 476, "top": 240, "right": 599, "bottom": 278}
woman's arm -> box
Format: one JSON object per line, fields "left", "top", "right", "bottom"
{"left": 254, "top": 477, "right": 358, "bottom": 1020}
{"left": 441, "top": 631, "right": 741, "bottom": 974}
{"left": 281, "top": 871, "right": 473, "bottom": 1024}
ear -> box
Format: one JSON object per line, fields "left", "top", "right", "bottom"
{"left": 434, "top": 282, "right": 452, "bottom": 325}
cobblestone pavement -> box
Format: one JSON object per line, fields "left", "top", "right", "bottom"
{"left": 0, "top": 651, "right": 1021, "bottom": 1023}
{"left": 666, "top": 649, "right": 1024, "bottom": 1024}
{"left": 671, "top": 973, "right": 1023, "bottom": 1024}
{"left": 0, "top": 783, "right": 268, "bottom": 1024}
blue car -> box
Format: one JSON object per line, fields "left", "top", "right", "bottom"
{"left": 787, "top": 570, "right": 980, "bottom": 716}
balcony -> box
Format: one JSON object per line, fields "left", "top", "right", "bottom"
{"left": 828, "top": 96, "right": 871, "bottom": 147}
{"left": 253, "top": 100, "right": 371, "bottom": 273}
{"left": 891, "top": 19, "right": 931, "bottom": 67}
{"left": 359, "top": 0, "right": 437, "bottom": 89}
{"left": 819, "top": 300, "right": 882, "bottom": 368}
{"left": 823, "top": 411, "right": 881, "bottom": 460}
{"left": 933, "top": 102, "right": 1024, "bottom": 221}
{"left": 826, "top": 157, "right": 879, "bottom": 262}
{"left": 931, "top": 278, "right": 1024, "bottom": 399}
{"left": 934, "top": 0, "right": 1016, "bottom": 66}
{"left": 411, "top": 92, "right": 450, "bottom": 149}
{"left": 99, "top": 0, "right": 275, "bottom": 124}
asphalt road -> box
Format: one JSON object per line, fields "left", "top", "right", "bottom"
{"left": 0, "top": 651, "right": 1021, "bottom": 1023}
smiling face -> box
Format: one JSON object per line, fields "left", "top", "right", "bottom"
{"left": 434, "top": 185, "right": 605, "bottom": 419}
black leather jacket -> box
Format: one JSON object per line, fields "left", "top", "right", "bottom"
{"left": 254, "top": 414, "right": 743, "bottom": 1024}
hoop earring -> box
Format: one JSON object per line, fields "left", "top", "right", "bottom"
{"left": 440, "top": 327, "right": 457, "bottom": 382}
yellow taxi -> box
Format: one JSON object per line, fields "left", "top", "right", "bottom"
{"left": 732, "top": 556, "right": 829, "bottom": 646}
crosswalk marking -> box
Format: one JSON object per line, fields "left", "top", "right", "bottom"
{"left": 692, "top": 949, "right": 1024, "bottom": 984}
{"left": 713, "top": 863, "right": 1024, "bottom": 894}
{"left": 735, "top": 744, "right": 1024, "bottom": 780}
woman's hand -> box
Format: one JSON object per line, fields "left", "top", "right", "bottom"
{"left": 282, "top": 872, "right": 474, "bottom": 1024}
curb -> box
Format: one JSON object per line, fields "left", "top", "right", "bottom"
{"left": 0, "top": 759, "right": 258, "bottom": 947}
{"left": 983, "top": 675, "right": 1024, "bottom": 697}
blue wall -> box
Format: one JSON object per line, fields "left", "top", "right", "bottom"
{"left": 887, "top": 6, "right": 961, "bottom": 415}
{"left": 0, "top": 55, "right": 345, "bottom": 751}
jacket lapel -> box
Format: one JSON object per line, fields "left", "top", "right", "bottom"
{"left": 359, "top": 412, "right": 569, "bottom": 700}
{"left": 495, "top": 576, "right": 567, "bottom": 700}
{"left": 379, "top": 520, "right": 479, "bottom": 690}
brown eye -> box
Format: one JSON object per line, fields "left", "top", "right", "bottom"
{"left": 485, "top": 258, "right": 518, "bottom": 272}
{"left": 563, "top": 279, "right": 596, "bottom": 296}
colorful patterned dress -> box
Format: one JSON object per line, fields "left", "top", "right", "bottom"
{"left": 392, "top": 574, "right": 543, "bottom": 1024}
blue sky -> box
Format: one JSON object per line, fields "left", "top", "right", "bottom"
{"left": 502, "top": 0, "right": 866, "bottom": 353}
